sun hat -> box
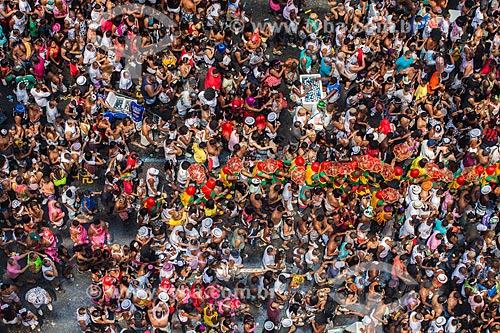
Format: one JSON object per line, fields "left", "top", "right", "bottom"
{"left": 267, "top": 112, "right": 277, "bottom": 122}
{"left": 481, "top": 185, "right": 492, "bottom": 195}
{"left": 281, "top": 319, "right": 293, "bottom": 328}
{"left": 435, "top": 317, "right": 446, "bottom": 327}
{"left": 76, "top": 76, "right": 87, "bottom": 85}
{"left": 469, "top": 128, "right": 481, "bottom": 138}
{"left": 202, "top": 218, "right": 213, "bottom": 228}
{"left": 121, "top": 299, "right": 132, "bottom": 310}
{"left": 158, "top": 292, "right": 169, "bottom": 302}
{"left": 436, "top": 274, "right": 448, "bottom": 284}
{"left": 264, "top": 321, "right": 275, "bottom": 331}
{"left": 334, "top": 261, "right": 346, "bottom": 269}
{"left": 245, "top": 117, "right": 255, "bottom": 126}
{"left": 251, "top": 178, "right": 262, "bottom": 185}
{"left": 412, "top": 201, "right": 423, "bottom": 209}
{"left": 15, "top": 104, "right": 26, "bottom": 113}
{"left": 137, "top": 289, "right": 148, "bottom": 300}
{"left": 162, "top": 262, "right": 174, "bottom": 271}
{"left": 212, "top": 228, "right": 223, "bottom": 238}
{"left": 137, "top": 226, "right": 149, "bottom": 238}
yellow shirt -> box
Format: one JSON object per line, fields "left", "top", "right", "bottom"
{"left": 414, "top": 84, "right": 428, "bottom": 101}
{"left": 193, "top": 143, "right": 207, "bottom": 163}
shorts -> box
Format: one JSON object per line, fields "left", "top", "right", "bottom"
{"left": 298, "top": 232, "right": 308, "bottom": 244}
{"left": 167, "top": 6, "right": 180, "bottom": 13}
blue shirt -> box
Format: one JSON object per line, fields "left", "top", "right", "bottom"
{"left": 319, "top": 58, "right": 332, "bottom": 77}
{"left": 396, "top": 55, "right": 414, "bottom": 72}
{"left": 433, "top": 219, "right": 447, "bottom": 234}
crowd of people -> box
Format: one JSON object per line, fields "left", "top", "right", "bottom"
{"left": 0, "top": 0, "right": 499, "bottom": 332}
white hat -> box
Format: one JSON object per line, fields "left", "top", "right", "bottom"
{"left": 72, "top": 142, "right": 82, "bottom": 151}
{"left": 212, "top": 228, "right": 223, "bottom": 238}
{"left": 137, "top": 289, "right": 148, "bottom": 300}
{"left": 436, "top": 274, "right": 448, "bottom": 284}
{"left": 137, "top": 226, "right": 149, "bottom": 238}
{"left": 490, "top": 216, "right": 499, "bottom": 224}
{"left": 477, "top": 224, "right": 488, "bottom": 231}
{"left": 148, "top": 168, "right": 159, "bottom": 176}
{"left": 435, "top": 317, "right": 446, "bottom": 327}
{"left": 352, "top": 146, "right": 361, "bottom": 154}
{"left": 410, "top": 185, "right": 422, "bottom": 195}
{"left": 158, "top": 292, "right": 169, "bottom": 302}
{"left": 481, "top": 185, "right": 492, "bottom": 195}
{"left": 264, "top": 321, "right": 275, "bottom": 331}
{"left": 469, "top": 128, "right": 481, "bottom": 139}
{"left": 412, "top": 200, "right": 423, "bottom": 209}
{"left": 309, "top": 33, "right": 317, "bottom": 39}
{"left": 76, "top": 76, "right": 87, "bottom": 85}
{"left": 251, "top": 178, "right": 262, "bottom": 185}
{"left": 121, "top": 299, "right": 132, "bottom": 310}
{"left": 202, "top": 218, "right": 213, "bottom": 228}
{"left": 245, "top": 117, "right": 255, "bottom": 126}
{"left": 334, "top": 261, "right": 346, "bottom": 269}
{"left": 267, "top": 112, "right": 277, "bottom": 122}
{"left": 281, "top": 319, "right": 293, "bottom": 328}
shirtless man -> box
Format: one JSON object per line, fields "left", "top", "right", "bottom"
{"left": 0, "top": 129, "right": 13, "bottom": 159}
{"left": 297, "top": 216, "right": 310, "bottom": 246}
{"left": 148, "top": 301, "right": 171, "bottom": 332}
{"left": 12, "top": 37, "right": 29, "bottom": 67}
{"left": 180, "top": 0, "right": 195, "bottom": 23}
{"left": 133, "top": 117, "right": 157, "bottom": 149}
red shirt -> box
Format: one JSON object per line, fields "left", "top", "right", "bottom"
{"left": 204, "top": 67, "right": 222, "bottom": 90}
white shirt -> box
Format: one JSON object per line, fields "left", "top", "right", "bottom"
{"left": 420, "top": 140, "right": 436, "bottom": 161}
{"left": 30, "top": 88, "right": 51, "bottom": 108}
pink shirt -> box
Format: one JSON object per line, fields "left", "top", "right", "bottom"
{"left": 426, "top": 231, "right": 442, "bottom": 251}
{"left": 6, "top": 256, "right": 21, "bottom": 279}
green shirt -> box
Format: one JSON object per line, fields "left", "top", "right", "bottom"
{"left": 15, "top": 75, "right": 36, "bottom": 90}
